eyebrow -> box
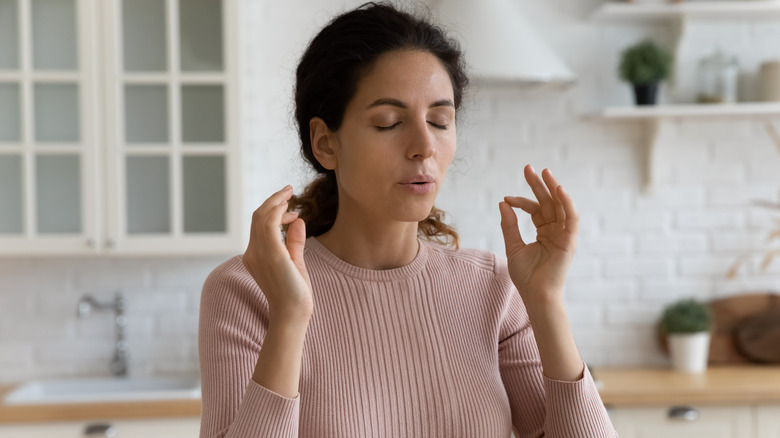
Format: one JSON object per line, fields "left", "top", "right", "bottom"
{"left": 365, "top": 98, "right": 455, "bottom": 110}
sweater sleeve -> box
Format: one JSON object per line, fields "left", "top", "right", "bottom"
{"left": 495, "top": 259, "right": 616, "bottom": 438}
{"left": 198, "top": 257, "right": 301, "bottom": 438}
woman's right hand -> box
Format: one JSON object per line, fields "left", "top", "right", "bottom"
{"left": 242, "top": 185, "right": 313, "bottom": 324}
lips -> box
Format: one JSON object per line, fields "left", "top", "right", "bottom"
{"left": 398, "top": 174, "right": 436, "bottom": 194}
{"left": 398, "top": 175, "right": 435, "bottom": 184}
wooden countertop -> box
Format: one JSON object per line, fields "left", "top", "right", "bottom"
{"left": 595, "top": 365, "right": 780, "bottom": 407}
{"left": 4, "top": 366, "right": 780, "bottom": 422}
{"left": 0, "top": 385, "right": 201, "bottom": 424}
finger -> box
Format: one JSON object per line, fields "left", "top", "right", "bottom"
{"left": 504, "top": 196, "right": 546, "bottom": 228}
{"left": 258, "top": 201, "right": 293, "bottom": 250}
{"left": 557, "top": 185, "right": 579, "bottom": 236}
{"left": 524, "top": 165, "right": 556, "bottom": 222}
{"left": 281, "top": 210, "right": 299, "bottom": 225}
{"left": 503, "top": 196, "right": 540, "bottom": 215}
{"left": 259, "top": 184, "right": 293, "bottom": 211}
{"left": 286, "top": 217, "right": 308, "bottom": 273}
{"left": 541, "top": 169, "right": 566, "bottom": 225}
{"left": 498, "top": 201, "right": 526, "bottom": 255}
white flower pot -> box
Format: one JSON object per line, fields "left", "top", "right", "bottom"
{"left": 668, "top": 332, "right": 711, "bottom": 373}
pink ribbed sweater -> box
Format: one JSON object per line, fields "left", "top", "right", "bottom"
{"left": 198, "top": 237, "right": 616, "bottom": 438}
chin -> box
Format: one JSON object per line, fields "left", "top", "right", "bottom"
{"left": 390, "top": 204, "right": 436, "bottom": 224}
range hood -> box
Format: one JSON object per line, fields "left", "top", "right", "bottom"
{"left": 429, "top": 0, "right": 576, "bottom": 85}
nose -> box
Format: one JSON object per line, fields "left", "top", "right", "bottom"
{"left": 406, "top": 119, "right": 435, "bottom": 160}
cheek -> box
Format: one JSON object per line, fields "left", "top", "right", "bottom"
{"left": 438, "top": 133, "right": 457, "bottom": 169}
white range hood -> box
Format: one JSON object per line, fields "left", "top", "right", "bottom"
{"left": 429, "top": 0, "right": 576, "bottom": 85}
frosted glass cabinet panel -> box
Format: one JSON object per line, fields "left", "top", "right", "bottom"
{"left": 0, "top": 155, "right": 23, "bottom": 234}
{"left": 179, "top": 0, "right": 223, "bottom": 72}
{"left": 0, "top": 83, "right": 21, "bottom": 141}
{"left": 122, "top": 0, "right": 166, "bottom": 72}
{"left": 31, "top": 0, "right": 78, "bottom": 70}
{"left": 0, "top": 0, "right": 19, "bottom": 69}
{"left": 34, "top": 83, "right": 81, "bottom": 142}
{"left": 124, "top": 84, "right": 169, "bottom": 143}
{"left": 181, "top": 85, "right": 224, "bottom": 143}
{"left": 183, "top": 155, "right": 226, "bottom": 233}
{"left": 36, "top": 155, "right": 81, "bottom": 234}
{"left": 126, "top": 156, "right": 170, "bottom": 234}
{"left": 0, "top": 0, "right": 241, "bottom": 255}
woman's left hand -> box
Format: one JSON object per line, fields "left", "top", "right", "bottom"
{"left": 498, "top": 165, "right": 578, "bottom": 304}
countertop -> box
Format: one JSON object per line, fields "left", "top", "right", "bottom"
{"left": 596, "top": 365, "right": 780, "bottom": 407}
{"left": 0, "top": 385, "right": 201, "bottom": 424}
{"left": 3, "top": 365, "right": 780, "bottom": 423}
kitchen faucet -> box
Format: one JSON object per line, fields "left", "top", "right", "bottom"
{"left": 76, "top": 292, "right": 128, "bottom": 377}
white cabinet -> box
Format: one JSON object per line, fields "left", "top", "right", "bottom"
{"left": 610, "top": 404, "right": 780, "bottom": 438}
{"left": 0, "top": 417, "right": 200, "bottom": 438}
{"left": 757, "top": 405, "right": 780, "bottom": 438}
{"left": 610, "top": 405, "right": 754, "bottom": 438}
{"left": 0, "top": 0, "right": 242, "bottom": 255}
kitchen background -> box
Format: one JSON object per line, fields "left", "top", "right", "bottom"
{"left": 1, "top": 0, "right": 779, "bottom": 385}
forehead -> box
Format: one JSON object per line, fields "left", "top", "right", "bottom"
{"left": 351, "top": 50, "right": 454, "bottom": 105}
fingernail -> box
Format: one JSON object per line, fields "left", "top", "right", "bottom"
{"left": 529, "top": 165, "right": 535, "bottom": 173}
{"left": 559, "top": 185, "right": 565, "bottom": 193}
{"left": 282, "top": 184, "right": 292, "bottom": 191}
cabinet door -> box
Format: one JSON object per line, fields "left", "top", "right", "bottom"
{"left": 0, "top": 417, "right": 200, "bottom": 438}
{"left": 102, "top": 0, "right": 242, "bottom": 255}
{"left": 0, "top": 421, "right": 83, "bottom": 438}
{"left": 757, "top": 405, "right": 780, "bottom": 438}
{"left": 610, "top": 405, "right": 754, "bottom": 438}
{"left": 0, "top": 0, "right": 100, "bottom": 255}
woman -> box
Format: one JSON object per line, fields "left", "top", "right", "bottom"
{"left": 199, "top": 3, "right": 616, "bottom": 437}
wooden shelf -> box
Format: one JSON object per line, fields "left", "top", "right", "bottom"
{"left": 597, "top": 102, "right": 780, "bottom": 119}
{"left": 592, "top": 1, "right": 780, "bottom": 22}
{"left": 590, "top": 103, "right": 780, "bottom": 194}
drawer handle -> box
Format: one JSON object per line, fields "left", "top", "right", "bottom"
{"left": 84, "top": 422, "right": 117, "bottom": 437}
{"left": 668, "top": 406, "right": 699, "bottom": 422}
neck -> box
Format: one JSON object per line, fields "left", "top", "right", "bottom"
{"left": 315, "top": 214, "right": 421, "bottom": 270}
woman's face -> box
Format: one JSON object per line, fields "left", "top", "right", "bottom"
{"left": 329, "top": 49, "right": 457, "bottom": 225}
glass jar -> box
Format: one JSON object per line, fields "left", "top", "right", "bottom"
{"left": 697, "top": 49, "right": 739, "bottom": 104}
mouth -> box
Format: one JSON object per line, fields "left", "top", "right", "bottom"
{"left": 399, "top": 175, "right": 435, "bottom": 185}
{"left": 398, "top": 175, "right": 436, "bottom": 194}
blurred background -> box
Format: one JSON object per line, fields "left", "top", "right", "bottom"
{"left": 0, "top": 0, "right": 779, "bottom": 436}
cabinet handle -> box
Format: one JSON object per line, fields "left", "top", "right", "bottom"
{"left": 668, "top": 406, "right": 699, "bottom": 422}
{"left": 83, "top": 422, "right": 117, "bottom": 436}
{"left": 106, "top": 239, "right": 116, "bottom": 249}
{"left": 86, "top": 238, "right": 96, "bottom": 248}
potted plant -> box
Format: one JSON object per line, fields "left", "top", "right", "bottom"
{"left": 619, "top": 39, "right": 674, "bottom": 106}
{"left": 660, "top": 298, "right": 714, "bottom": 373}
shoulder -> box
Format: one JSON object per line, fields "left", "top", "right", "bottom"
{"left": 200, "top": 255, "right": 268, "bottom": 319}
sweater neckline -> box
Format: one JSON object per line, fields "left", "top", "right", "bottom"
{"left": 305, "top": 236, "right": 429, "bottom": 281}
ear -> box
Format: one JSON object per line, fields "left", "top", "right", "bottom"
{"left": 309, "top": 117, "right": 338, "bottom": 171}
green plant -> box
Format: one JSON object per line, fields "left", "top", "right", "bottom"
{"left": 660, "top": 299, "right": 713, "bottom": 334}
{"left": 619, "top": 39, "right": 674, "bottom": 85}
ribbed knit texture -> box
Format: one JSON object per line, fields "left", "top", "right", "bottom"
{"left": 199, "top": 237, "right": 616, "bottom": 438}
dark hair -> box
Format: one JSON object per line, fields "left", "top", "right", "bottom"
{"left": 290, "top": 2, "right": 468, "bottom": 247}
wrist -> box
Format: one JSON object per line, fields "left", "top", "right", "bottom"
{"left": 521, "top": 290, "right": 566, "bottom": 313}
{"left": 269, "top": 312, "right": 311, "bottom": 335}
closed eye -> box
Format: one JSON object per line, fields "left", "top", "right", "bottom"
{"left": 428, "top": 121, "right": 448, "bottom": 130}
{"left": 376, "top": 122, "right": 401, "bottom": 131}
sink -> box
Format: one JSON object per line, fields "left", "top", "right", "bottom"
{"left": 3, "top": 376, "right": 201, "bottom": 405}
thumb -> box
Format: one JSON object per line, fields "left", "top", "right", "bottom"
{"left": 499, "top": 201, "right": 526, "bottom": 256}
{"left": 286, "top": 218, "right": 307, "bottom": 270}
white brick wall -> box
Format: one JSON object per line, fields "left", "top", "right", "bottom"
{"left": 0, "top": 0, "right": 778, "bottom": 383}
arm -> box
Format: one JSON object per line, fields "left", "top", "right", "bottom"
{"left": 496, "top": 279, "right": 615, "bottom": 438}
{"left": 498, "top": 165, "right": 616, "bottom": 436}
{"left": 199, "top": 185, "right": 312, "bottom": 438}
{"left": 198, "top": 262, "right": 304, "bottom": 438}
